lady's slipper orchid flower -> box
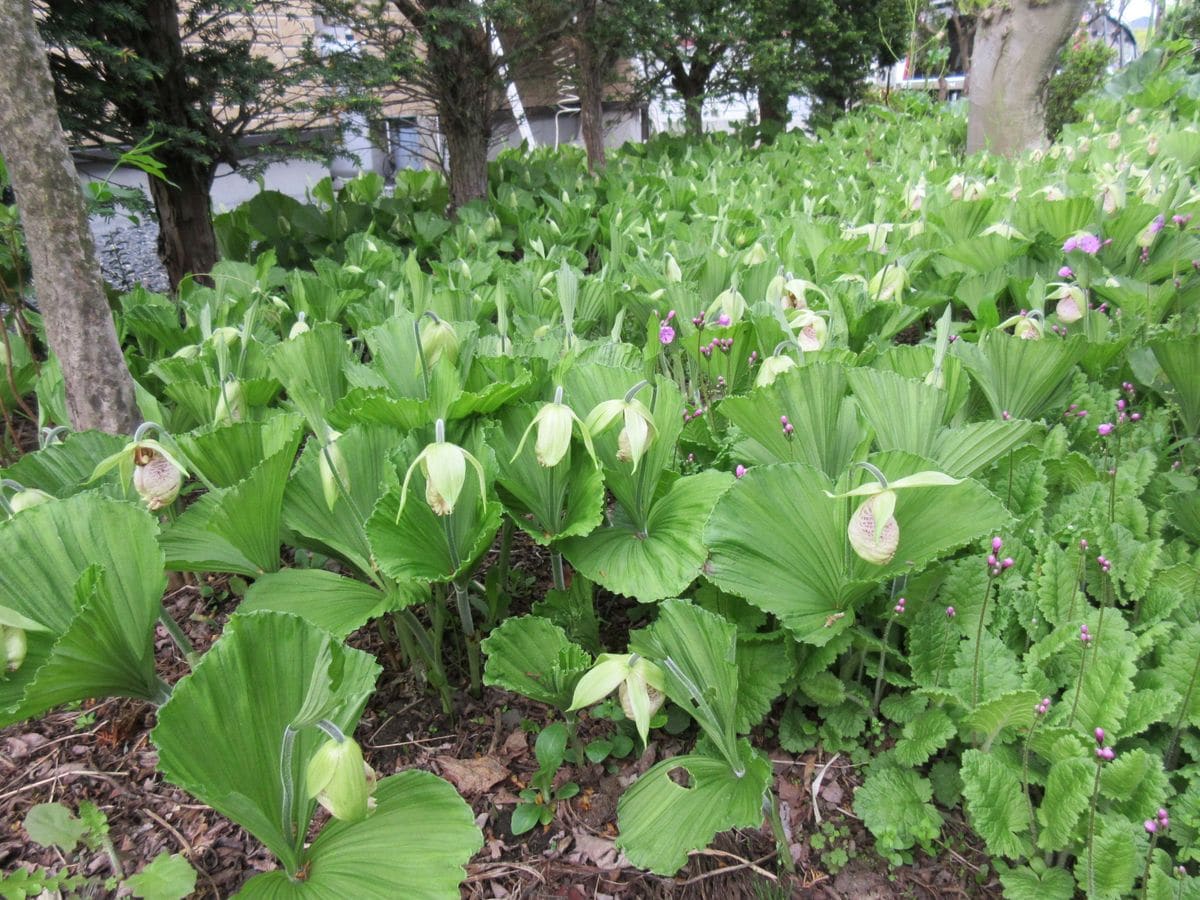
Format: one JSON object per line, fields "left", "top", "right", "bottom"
{"left": 0, "top": 480, "right": 53, "bottom": 517}
{"left": 570, "top": 653, "right": 666, "bottom": 746}
{"left": 906, "top": 179, "right": 926, "bottom": 212}
{"left": 998, "top": 309, "right": 1045, "bottom": 340}
{"left": 664, "top": 254, "right": 682, "bottom": 283}
{"left": 981, "top": 222, "right": 1028, "bottom": 241}
{"left": 305, "top": 735, "right": 377, "bottom": 822}
{"left": 780, "top": 278, "right": 828, "bottom": 311}
{"left": 1, "top": 625, "right": 26, "bottom": 673}
{"left": 288, "top": 312, "right": 310, "bottom": 340}
{"left": 513, "top": 387, "right": 596, "bottom": 468}
{"left": 90, "top": 424, "right": 189, "bottom": 513}
{"left": 827, "top": 466, "right": 962, "bottom": 566}
{"left": 214, "top": 378, "right": 244, "bottom": 425}
{"left": 789, "top": 309, "right": 828, "bottom": 352}
{"left": 1048, "top": 283, "right": 1084, "bottom": 323}
{"left": 756, "top": 342, "right": 801, "bottom": 388}
{"left": 397, "top": 419, "right": 487, "bottom": 518}
{"left": 743, "top": 243, "right": 768, "bottom": 266}
{"left": 585, "top": 382, "right": 657, "bottom": 471}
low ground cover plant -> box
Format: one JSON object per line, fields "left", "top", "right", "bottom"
{"left": 2, "top": 44, "right": 1200, "bottom": 898}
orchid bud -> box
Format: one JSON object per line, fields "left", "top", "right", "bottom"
{"left": 665, "top": 254, "right": 682, "bottom": 283}
{"left": 1, "top": 625, "right": 26, "bottom": 672}
{"left": 209, "top": 326, "right": 240, "bottom": 349}
{"left": 755, "top": 353, "right": 797, "bottom": 388}
{"left": 1107, "top": 132, "right": 1121, "bottom": 151}
{"left": 133, "top": 446, "right": 184, "bottom": 511}
{"left": 6, "top": 485, "right": 53, "bottom": 514}
{"left": 981, "top": 222, "right": 1026, "bottom": 240}
{"left": 172, "top": 343, "right": 201, "bottom": 360}
{"left": 214, "top": 379, "right": 244, "bottom": 425}
{"left": 743, "top": 243, "right": 768, "bottom": 266}
{"left": 844, "top": 223, "right": 893, "bottom": 254}
{"left": 848, "top": 491, "right": 900, "bottom": 565}
{"left": 305, "top": 736, "right": 377, "bottom": 822}
{"left": 288, "top": 312, "right": 311, "bottom": 340}
{"left": 1147, "top": 133, "right": 1159, "bottom": 156}
{"left": 868, "top": 264, "right": 908, "bottom": 302}
{"left": 318, "top": 430, "right": 350, "bottom": 511}
{"left": 419, "top": 316, "right": 459, "bottom": 368}
{"left": 948, "top": 173, "right": 965, "bottom": 200}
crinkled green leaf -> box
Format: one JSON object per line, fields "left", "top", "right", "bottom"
{"left": 894, "top": 707, "right": 956, "bottom": 766}
{"left": 1037, "top": 757, "right": 1092, "bottom": 852}
{"left": 481, "top": 616, "right": 592, "bottom": 711}
{"left": 960, "top": 749, "right": 1030, "bottom": 859}
{"left": 854, "top": 760, "right": 942, "bottom": 853}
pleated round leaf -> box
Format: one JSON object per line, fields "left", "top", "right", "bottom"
{"left": 237, "top": 770, "right": 481, "bottom": 899}
{"left": 152, "top": 612, "right": 380, "bottom": 875}
{"left": 241, "top": 569, "right": 425, "bottom": 639}
{"left": 481, "top": 615, "right": 591, "bottom": 711}
{"left": 0, "top": 494, "right": 166, "bottom": 725}
{"left": 704, "top": 453, "right": 1009, "bottom": 644}
{"left": 559, "top": 470, "right": 733, "bottom": 602}
{"left": 615, "top": 742, "right": 771, "bottom": 876}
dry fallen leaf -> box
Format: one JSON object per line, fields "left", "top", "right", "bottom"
{"left": 567, "top": 831, "right": 630, "bottom": 870}
{"left": 435, "top": 755, "right": 509, "bottom": 796}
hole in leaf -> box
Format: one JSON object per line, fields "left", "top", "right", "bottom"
{"left": 667, "top": 766, "right": 694, "bottom": 789}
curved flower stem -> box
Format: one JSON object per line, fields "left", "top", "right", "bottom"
{"left": 1139, "top": 831, "right": 1160, "bottom": 900}
{"left": 1069, "top": 641, "right": 1091, "bottom": 729}
{"left": 1021, "top": 718, "right": 1042, "bottom": 845}
{"left": 971, "top": 571, "right": 997, "bottom": 710}
{"left": 158, "top": 606, "right": 199, "bottom": 669}
{"left": 551, "top": 552, "right": 566, "bottom": 592}
{"left": 1165, "top": 645, "right": 1200, "bottom": 771}
{"left": 452, "top": 580, "right": 481, "bottom": 698}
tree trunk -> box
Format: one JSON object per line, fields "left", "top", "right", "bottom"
{"left": 757, "top": 83, "right": 789, "bottom": 135}
{"left": 574, "top": 0, "right": 607, "bottom": 173}
{"left": 0, "top": 0, "right": 139, "bottom": 434}
{"left": 682, "top": 88, "right": 704, "bottom": 136}
{"left": 147, "top": 157, "right": 218, "bottom": 290}
{"left": 966, "top": 0, "right": 1086, "bottom": 155}
{"left": 425, "top": 2, "right": 493, "bottom": 213}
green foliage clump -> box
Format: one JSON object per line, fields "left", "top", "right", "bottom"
{"left": 1045, "top": 36, "right": 1115, "bottom": 141}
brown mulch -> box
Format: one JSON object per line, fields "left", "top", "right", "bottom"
{"left": 1, "top": 565, "right": 1003, "bottom": 899}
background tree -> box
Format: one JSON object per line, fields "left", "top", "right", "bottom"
{"left": 0, "top": 0, "right": 139, "bottom": 434}
{"left": 569, "top": 0, "right": 636, "bottom": 171}
{"left": 738, "top": 0, "right": 908, "bottom": 131}
{"left": 966, "top": 0, "right": 1088, "bottom": 155}
{"left": 320, "top": 0, "right": 570, "bottom": 212}
{"left": 36, "top": 0, "right": 319, "bottom": 291}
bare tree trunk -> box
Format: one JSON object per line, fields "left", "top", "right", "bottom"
{"left": 426, "top": 3, "right": 493, "bottom": 212}
{"left": 147, "top": 156, "right": 218, "bottom": 290}
{"left": 966, "top": 0, "right": 1086, "bottom": 155}
{"left": 574, "top": 0, "right": 606, "bottom": 172}
{"left": 757, "top": 83, "right": 789, "bottom": 136}
{"left": 682, "top": 88, "right": 704, "bottom": 136}
{"left": 0, "top": 0, "right": 139, "bottom": 434}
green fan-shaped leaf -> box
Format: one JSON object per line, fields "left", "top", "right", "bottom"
{"left": 847, "top": 367, "right": 946, "bottom": 458}
{"left": 960, "top": 749, "right": 1030, "bottom": 859}
{"left": 1167, "top": 492, "right": 1200, "bottom": 543}
{"left": 0, "top": 431, "right": 126, "bottom": 498}
{"left": 153, "top": 612, "right": 379, "bottom": 875}
{"left": 955, "top": 334, "right": 1086, "bottom": 421}
{"left": 365, "top": 458, "right": 502, "bottom": 585}
{"left": 0, "top": 495, "right": 166, "bottom": 725}
{"left": 282, "top": 425, "right": 404, "bottom": 579}
{"left": 241, "top": 569, "right": 424, "bottom": 639}
{"left": 160, "top": 443, "right": 298, "bottom": 576}
{"left": 176, "top": 415, "right": 303, "bottom": 489}
{"left": 237, "top": 771, "right": 481, "bottom": 899}
{"left": 854, "top": 760, "right": 942, "bottom": 853}
{"left": 1152, "top": 335, "right": 1200, "bottom": 436}
{"left": 934, "top": 420, "right": 1039, "bottom": 477}
{"left": 488, "top": 405, "right": 604, "bottom": 545}
{"left": 615, "top": 742, "right": 771, "bottom": 876}
{"left": 560, "top": 471, "right": 732, "bottom": 603}
{"left": 1037, "top": 757, "right": 1092, "bottom": 851}
{"left": 268, "top": 323, "right": 352, "bottom": 427}
{"left": 704, "top": 453, "right": 1009, "bottom": 645}
{"left": 481, "top": 616, "right": 592, "bottom": 710}
{"left": 719, "top": 363, "right": 865, "bottom": 477}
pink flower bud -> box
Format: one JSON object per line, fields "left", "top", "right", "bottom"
{"left": 735, "top": 465, "right": 746, "bottom": 479}
{"left": 1097, "top": 423, "right": 1114, "bottom": 436}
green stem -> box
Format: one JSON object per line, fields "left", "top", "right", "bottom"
{"left": 98, "top": 832, "right": 125, "bottom": 880}
{"left": 1021, "top": 717, "right": 1042, "bottom": 846}
{"left": 279, "top": 725, "right": 299, "bottom": 852}
{"left": 158, "top": 607, "right": 199, "bottom": 668}
{"left": 452, "top": 581, "right": 481, "bottom": 697}
{"left": 1087, "top": 762, "right": 1104, "bottom": 898}
{"left": 414, "top": 318, "right": 431, "bottom": 400}
{"left": 1140, "top": 832, "right": 1160, "bottom": 900}
{"left": 971, "top": 572, "right": 996, "bottom": 709}
{"left": 1069, "top": 641, "right": 1090, "bottom": 729}
{"left": 497, "top": 519, "right": 514, "bottom": 592}
{"left": 551, "top": 551, "right": 566, "bottom": 592}
{"left": 873, "top": 618, "right": 895, "bottom": 718}
{"left": 1165, "top": 644, "right": 1200, "bottom": 771}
